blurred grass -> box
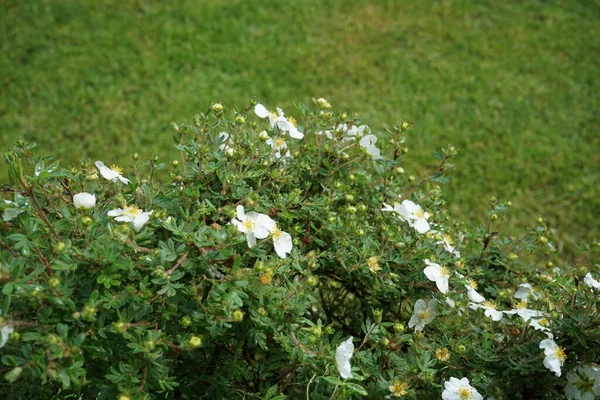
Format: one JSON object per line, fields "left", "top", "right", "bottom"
{"left": 1, "top": 0, "right": 599, "bottom": 258}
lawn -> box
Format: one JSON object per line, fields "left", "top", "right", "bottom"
{"left": 1, "top": 0, "right": 599, "bottom": 259}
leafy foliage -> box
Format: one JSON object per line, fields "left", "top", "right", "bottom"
{"left": 0, "top": 101, "right": 599, "bottom": 399}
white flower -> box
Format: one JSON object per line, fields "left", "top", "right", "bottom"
{"left": 259, "top": 130, "right": 270, "bottom": 140}
{"left": 465, "top": 280, "right": 485, "bottom": 303}
{"left": 565, "top": 364, "right": 600, "bottom": 400}
{"left": 540, "top": 338, "right": 566, "bottom": 377}
{"left": 514, "top": 283, "right": 539, "bottom": 300}
{"left": 469, "top": 301, "right": 504, "bottom": 321}
{"left": 335, "top": 337, "right": 354, "bottom": 379}
{"left": 584, "top": 273, "right": 600, "bottom": 290}
{"left": 423, "top": 259, "right": 450, "bottom": 294}
{"left": 344, "top": 124, "right": 369, "bottom": 142}
{"left": 316, "top": 129, "right": 334, "bottom": 139}
{"left": 266, "top": 136, "right": 291, "bottom": 159}
{"left": 95, "top": 161, "right": 130, "bottom": 184}
{"left": 230, "top": 205, "right": 273, "bottom": 248}
{"left": 269, "top": 224, "right": 293, "bottom": 259}
{"left": 383, "top": 200, "right": 431, "bottom": 234}
{"left": 359, "top": 134, "right": 383, "bottom": 160}
{"left": 73, "top": 192, "right": 96, "bottom": 209}
{"left": 108, "top": 205, "right": 153, "bottom": 232}
{"left": 218, "top": 132, "right": 234, "bottom": 156}
{"left": 254, "top": 104, "right": 303, "bottom": 139}
{"left": 439, "top": 233, "right": 461, "bottom": 258}
{"left": 442, "top": 377, "right": 483, "bottom": 400}
{"left": 0, "top": 324, "right": 14, "bottom": 348}
{"left": 505, "top": 300, "right": 553, "bottom": 336}
{"left": 2, "top": 200, "right": 24, "bottom": 222}
{"left": 408, "top": 299, "right": 438, "bottom": 331}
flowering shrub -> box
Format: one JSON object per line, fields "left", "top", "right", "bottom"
{"left": 1, "top": 99, "right": 599, "bottom": 399}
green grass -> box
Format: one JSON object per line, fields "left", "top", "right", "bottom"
{"left": 1, "top": 0, "right": 599, "bottom": 258}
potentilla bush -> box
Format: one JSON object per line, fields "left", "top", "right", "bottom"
{"left": 0, "top": 99, "right": 599, "bottom": 400}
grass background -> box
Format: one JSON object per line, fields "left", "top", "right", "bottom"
{"left": 1, "top": 0, "right": 599, "bottom": 259}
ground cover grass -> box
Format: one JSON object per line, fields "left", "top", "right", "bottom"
{"left": 1, "top": 0, "right": 599, "bottom": 259}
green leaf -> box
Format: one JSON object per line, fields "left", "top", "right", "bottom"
{"left": 322, "top": 376, "right": 344, "bottom": 386}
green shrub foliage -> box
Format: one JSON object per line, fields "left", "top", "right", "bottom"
{"left": 1, "top": 99, "right": 599, "bottom": 399}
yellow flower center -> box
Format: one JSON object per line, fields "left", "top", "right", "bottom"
{"left": 288, "top": 116, "right": 297, "bottom": 126}
{"left": 272, "top": 226, "right": 283, "bottom": 239}
{"left": 367, "top": 256, "right": 380, "bottom": 271}
{"left": 516, "top": 300, "right": 529, "bottom": 309}
{"left": 243, "top": 219, "right": 255, "bottom": 230}
{"left": 440, "top": 266, "right": 450, "bottom": 277}
{"left": 123, "top": 206, "right": 141, "bottom": 217}
{"left": 443, "top": 234, "right": 454, "bottom": 245}
{"left": 468, "top": 279, "right": 478, "bottom": 289}
{"left": 458, "top": 386, "right": 473, "bottom": 400}
{"left": 554, "top": 347, "right": 567, "bottom": 363}
{"left": 435, "top": 347, "right": 450, "bottom": 361}
{"left": 388, "top": 381, "right": 409, "bottom": 396}
{"left": 483, "top": 300, "right": 497, "bottom": 309}
{"left": 110, "top": 165, "right": 123, "bottom": 175}
{"left": 539, "top": 318, "right": 549, "bottom": 326}
{"left": 274, "top": 137, "right": 286, "bottom": 148}
{"left": 419, "top": 310, "right": 430, "bottom": 321}
{"left": 414, "top": 209, "right": 425, "bottom": 219}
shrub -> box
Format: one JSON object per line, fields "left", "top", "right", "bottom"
{"left": 0, "top": 99, "right": 599, "bottom": 399}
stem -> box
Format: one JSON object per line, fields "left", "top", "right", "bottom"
{"left": 167, "top": 251, "right": 189, "bottom": 275}
{"left": 27, "top": 187, "right": 60, "bottom": 241}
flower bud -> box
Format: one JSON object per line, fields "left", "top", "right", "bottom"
{"left": 394, "top": 322, "right": 405, "bottom": 333}
{"left": 118, "top": 396, "right": 131, "bottom": 400}
{"left": 48, "top": 277, "right": 60, "bottom": 288}
{"left": 73, "top": 192, "right": 96, "bottom": 209}
{"left": 188, "top": 335, "right": 203, "bottom": 348}
{"left": 259, "top": 130, "right": 269, "bottom": 140}
{"left": 234, "top": 115, "right": 246, "bottom": 125}
{"left": 257, "top": 307, "right": 267, "bottom": 316}
{"left": 144, "top": 340, "right": 156, "bottom": 351}
{"left": 180, "top": 316, "right": 192, "bottom": 327}
{"left": 211, "top": 103, "right": 224, "bottom": 113}
{"left": 232, "top": 310, "right": 245, "bottom": 322}
{"left": 171, "top": 160, "right": 179, "bottom": 167}
{"left": 54, "top": 241, "right": 66, "bottom": 252}
{"left": 380, "top": 337, "right": 390, "bottom": 346}
{"left": 5, "top": 367, "right": 22, "bottom": 383}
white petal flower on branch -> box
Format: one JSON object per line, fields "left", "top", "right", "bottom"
{"left": 381, "top": 199, "right": 431, "bottom": 234}
{"left": 584, "top": 273, "right": 600, "bottom": 290}
{"left": 408, "top": 298, "right": 438, "bottom": 331}
{"left": 73, "top": 192, "right": 96, "bottom": 209}
{"left": 465, "top": 280, "right": 485, "bottom": 303}
{"left": 469, "top": 301, "right": 504, "bottom": 321}
{"left": 217, "top": 132, "right": 234, "bottom": 156}
{"left": 230, "top": 205, "right": 272, "bottom": 248}
{"left": 423, "top": 259, "right": 450, "bottom": 294}
{"left": 254, "top": 104, "right": 304, "bottom": 139}
{"left": 266, "top": 136, "right": 290, "bottom": 159}
{"left": 108, "top": 205, "right": 153, "bottom": 232}
{"left": 335, "top": 337, "right": 354, "bottom": 379}
{"left": 438, "top": 233, "right": 461, "bottom": 257}
{"left": 540, "top": 338, "right": 566, "bottom": 377}
{"left": 95, "top": 161, "right": 130, "bottom": 184}
{"left": 442, "top": 377, "right": 483, "bottom": 400}
{"left": 359, "top": 134, "right": 383, "bottom": 160}
{"left": 2, "top": 200, "right": 25, "bottom": 222}
{"left": 269, "top": 224, "right": 293, "bottom": 259}
{"left": 0, "top": 324, "right": 14, "bottom": 348}
{"left": 514, "top": 283, "right": 539, "bottom": 300}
